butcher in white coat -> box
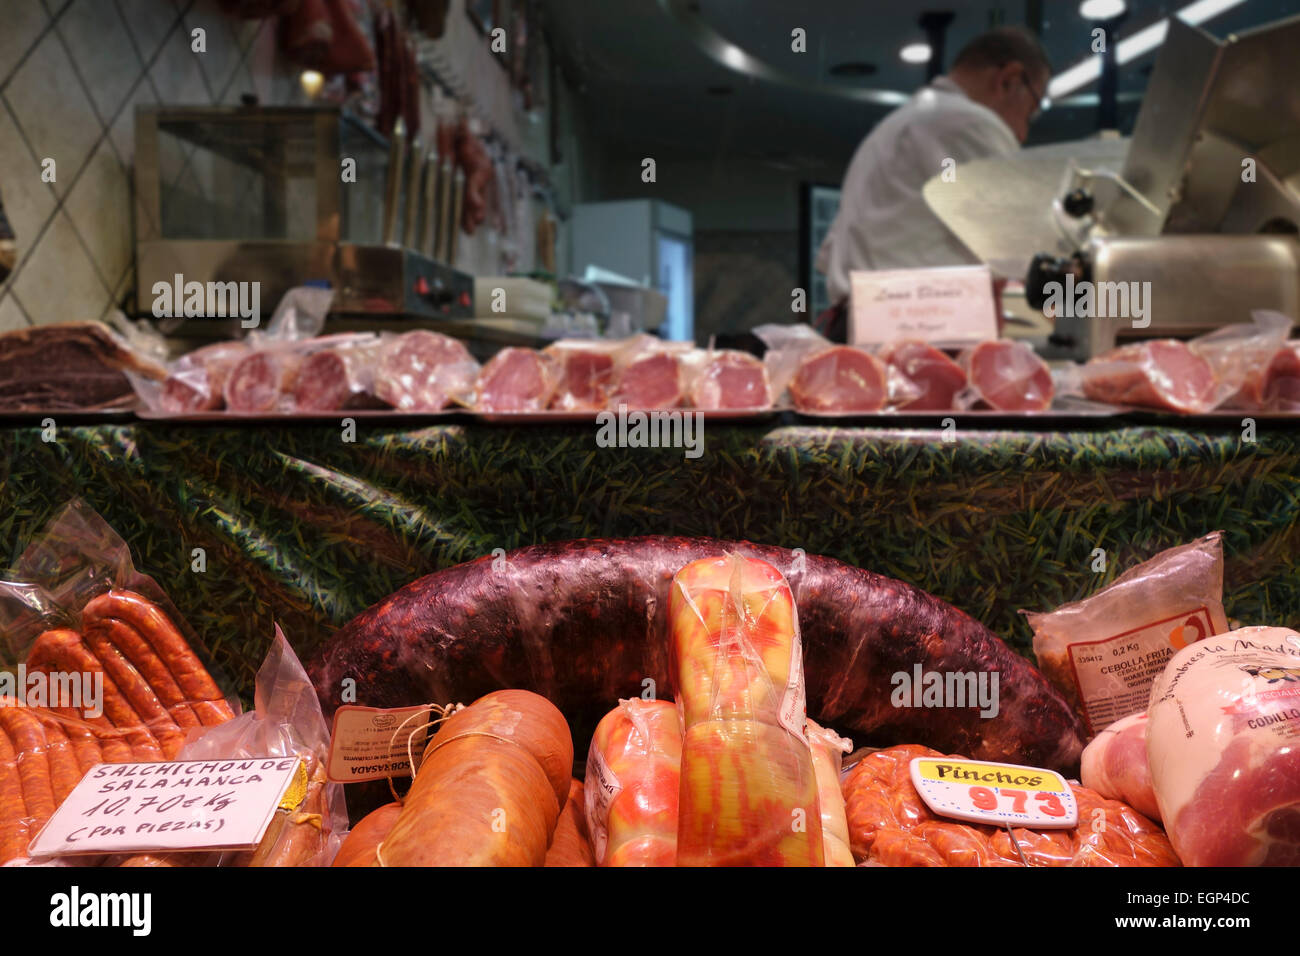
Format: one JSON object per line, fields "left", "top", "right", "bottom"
{"left": 816, "top": 27, "right": 1052, "bottom": 340}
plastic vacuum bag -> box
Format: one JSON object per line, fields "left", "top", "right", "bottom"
{"left": 1023, "top": 532, "right": 1228, "bottom": 737}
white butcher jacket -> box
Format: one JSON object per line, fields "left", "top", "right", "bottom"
{"left": 817, "top": 76, "right": 1020, "bottom": 306}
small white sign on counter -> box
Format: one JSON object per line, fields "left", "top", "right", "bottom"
{"left": 849, "top": 265, "right": 997, "bottom": 346}
{"left": 29, "top": 757, "right": 302, "bottom": 858}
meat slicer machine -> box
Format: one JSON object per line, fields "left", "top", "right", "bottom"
{"left": 924, "top": 13, "right": 1300, "bottom": 361}
{"left": 134, "top": 104, "right": 474, "bottom": 336}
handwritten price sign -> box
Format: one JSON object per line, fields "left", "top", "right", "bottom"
{"left": 29, "top": 757, "right": 302, "bottom": 857}
{"left": 909, "top": 758, "right": 1078, "bottom": 829}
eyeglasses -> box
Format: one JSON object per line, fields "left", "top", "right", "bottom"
{"left": 1022, "top": 73, "right": 1050, "bottom": 123}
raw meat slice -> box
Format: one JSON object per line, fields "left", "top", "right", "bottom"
{"left": 962, "top": 340, "right": 1053, "bottom": 412}
{"left": 223, "top": 350, "right": 301, "bottom": 413}
{"left": 879, "top": 340, "right": 967, "bottom": 411}
{"left": 1147, "top": 625, "right": 1300, "bottom": 866}
{"left": 546, "top": 343, "right": 615, "bottom": 411}
{"left": 1081, "top": 340, "right": 1217, "bottom": 413}
{"left": 610, "top": 352, "right": 683, "bottom": 410}
{"left": 161, "top": 341, "right": 250, "bottom": 413}
{"left": 789, "top": 346, "right": 887, "bottom": 412}
{"left": 844, "top": 743, "right": 1180, "bottom": 866}
{"left": 1233, "top": 347, "right": 1300, "bottom": 410}
{"left": 1081, "top": 711, "right": 1160, "bottom": 822}
{"left": 373, "top": 331, "right": 476, "bottom": 411}
{"left": 689, "top": 351, "right": 770, "bottom": 410}
{"left": 474, "top": 348, "right": 556, "bottom": 412}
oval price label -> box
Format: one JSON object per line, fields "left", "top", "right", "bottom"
{"left": 908, "top": 757, "right": 1078, "bottom": 829}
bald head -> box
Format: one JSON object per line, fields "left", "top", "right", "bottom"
{"left": 949, "top": 27, "right": 1053, "bottom": 143}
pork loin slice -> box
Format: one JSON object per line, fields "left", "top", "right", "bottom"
{"left": 879, "top": 341, "right": 967, "bottom": 411}
{"left": 962, "top": 340, "right": 1053, "bottom": 412}
{"left": 545, "top": 343, "right": 615, "bottom": 411}
{"left": 474, "top": 348, "right": 556, "bottom": 412}
{"left": 789, "top": 346, "right": 887, "bottom": 412}
{"left": 1081, "top": 340, "right": 1217, "bottom": 413}
{"left": 610, "top": 351, "right": 683, "bottom": 410}
{"left": 689, "top": 351, "right": 770, "bottom": 410}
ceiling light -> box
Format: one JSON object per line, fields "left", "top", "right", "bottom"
{"left": 298, "top": 70, "right": 324, "bottom": 98}
{"left": 1079, "top": 0, "right": 1126, "bottom": 19}
{"left": 1048, "top": 0, "right": 1248, "bottom": 100}
{"left": 900, "top": 43, "right": 932, "bottom": 64}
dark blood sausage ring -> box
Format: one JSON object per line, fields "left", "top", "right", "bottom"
{"left": 309, "top": 537, "right": 1085, "bottom": 774}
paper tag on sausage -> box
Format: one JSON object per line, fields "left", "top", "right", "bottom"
{"left": 585, "top": 746, "right": 622, "bottom": 864}
{"left": 1067, "top": 608, "right": 1214, "bottom": 735}
{"left": 28, "top": 757, "right": 303, "bottom": 857}
{"left": 909, "top": 757, "right": 1078, "bottom": 829}
{"left": 326, "top": 704, "right": 433, "bottom": 783}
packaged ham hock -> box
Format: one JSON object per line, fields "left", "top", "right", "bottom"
{"left": 1024, "top": 533, "right": 1228, "bottom": 737}
{"left": 1147, "top": 626, "right": 1300, "bottom": 866}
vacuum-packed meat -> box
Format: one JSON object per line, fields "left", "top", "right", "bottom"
{"left": 689, "top": 351, "right": 771, "bottom": 410}
{"left": 962, "top": 340, "right": 1053, "bottom": 412}
{"left": 610, "top": 351, "right": 684, "bottom": 410}
{"left": 474, "top": 348, "right": 557, "bottom": 412}
{"left": 1081, "top": 711, "right": 1160, "bottom": 822}
{"left": 1081, "top": 340, "right": 1218, "bottom": 413}
{"left": 789, "top": 346, "right": 887, "bottom": 412}
{"left": 161, "top": 341, "right": 250, "bottom": 412}
{"left": 373, "top": 330, "right": 477, "bottom": 411}
{"left": 545, "top": 342, "right": 616, "bottom": 411}
{"left": 879, "top": 341, "right": 966, "bottom": 411}
{"left": 844, "top": 744, "right": 1180, "bottom": 866}
{"left": 1147, "top": 626, "right": 1300, "bottom": 866}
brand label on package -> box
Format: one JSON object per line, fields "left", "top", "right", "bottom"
{"left": 29, "top": 757, "right": 302, "bottom": 857}
{"left": 585, "top": 747, "right": 621, "bottom": 863}
{"left": 849, "top": 265, "right": 997, "bottom": 347}
{"left": 1067, "top": 608, "right": 1213, "bottom": 735}
{"left": 909, "top": 757, "right": 1077, "bottom": 829}
{"left": 327, "top": 704, "right": 433, "bottom": 783}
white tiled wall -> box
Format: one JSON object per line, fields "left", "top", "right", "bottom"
{"left": 0, "top": 0, "right": 297, "bottom": 330}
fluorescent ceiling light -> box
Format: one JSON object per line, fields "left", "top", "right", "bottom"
{"left": 1048, "top": 0, "right": 1247, "bottom": 99}
{"left": 900, "top": 43, "right": 932, "bottom": 64}
{"left": 1079, "top": 0, "right": 1126, "bottom": 19}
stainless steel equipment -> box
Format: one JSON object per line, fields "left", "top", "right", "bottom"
{"left": 926, "top": 13, "right": 1300, "bottom": 359}
{"left": 134, "top": 105, "right": 473, "bottom": 335}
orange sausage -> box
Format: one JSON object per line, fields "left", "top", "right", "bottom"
{"left": 27, "top": 629, "right": 163, "bottom": 761}
{"left": 84, "top": 619, "right": 189, "bottom": 758}
{"left": 0, "top": 704, "right": 57, "bottom": 841}
{"left": 95, "top": 615, "right": 202, "bottom": 730}
{"left": 0, "top": 720, "right": 30, "bottom": 864}
{"left": 81, "top": 590, "right": 234, "bottom": 726}
{"left": 33, "top": 714, "right": 84, "bottom": 806}
{"left": 334, "top": 802, "right": 404, "bottom": 868}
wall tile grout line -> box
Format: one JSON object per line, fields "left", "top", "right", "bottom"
{"left": 0, "top": 7, "right": 57, "bottom": 96}
{"left": 0, "top": 93, "right": 63, "bottom": 311}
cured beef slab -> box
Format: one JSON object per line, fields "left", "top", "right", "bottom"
{"left": 610, "top": 352, "right": 683, "bottom": 410}
{"left": 309, "top": 537, "right": 1086, "bottom": 779}
{"left": 0, "top": 323, "right": 164, "bottom": 411}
